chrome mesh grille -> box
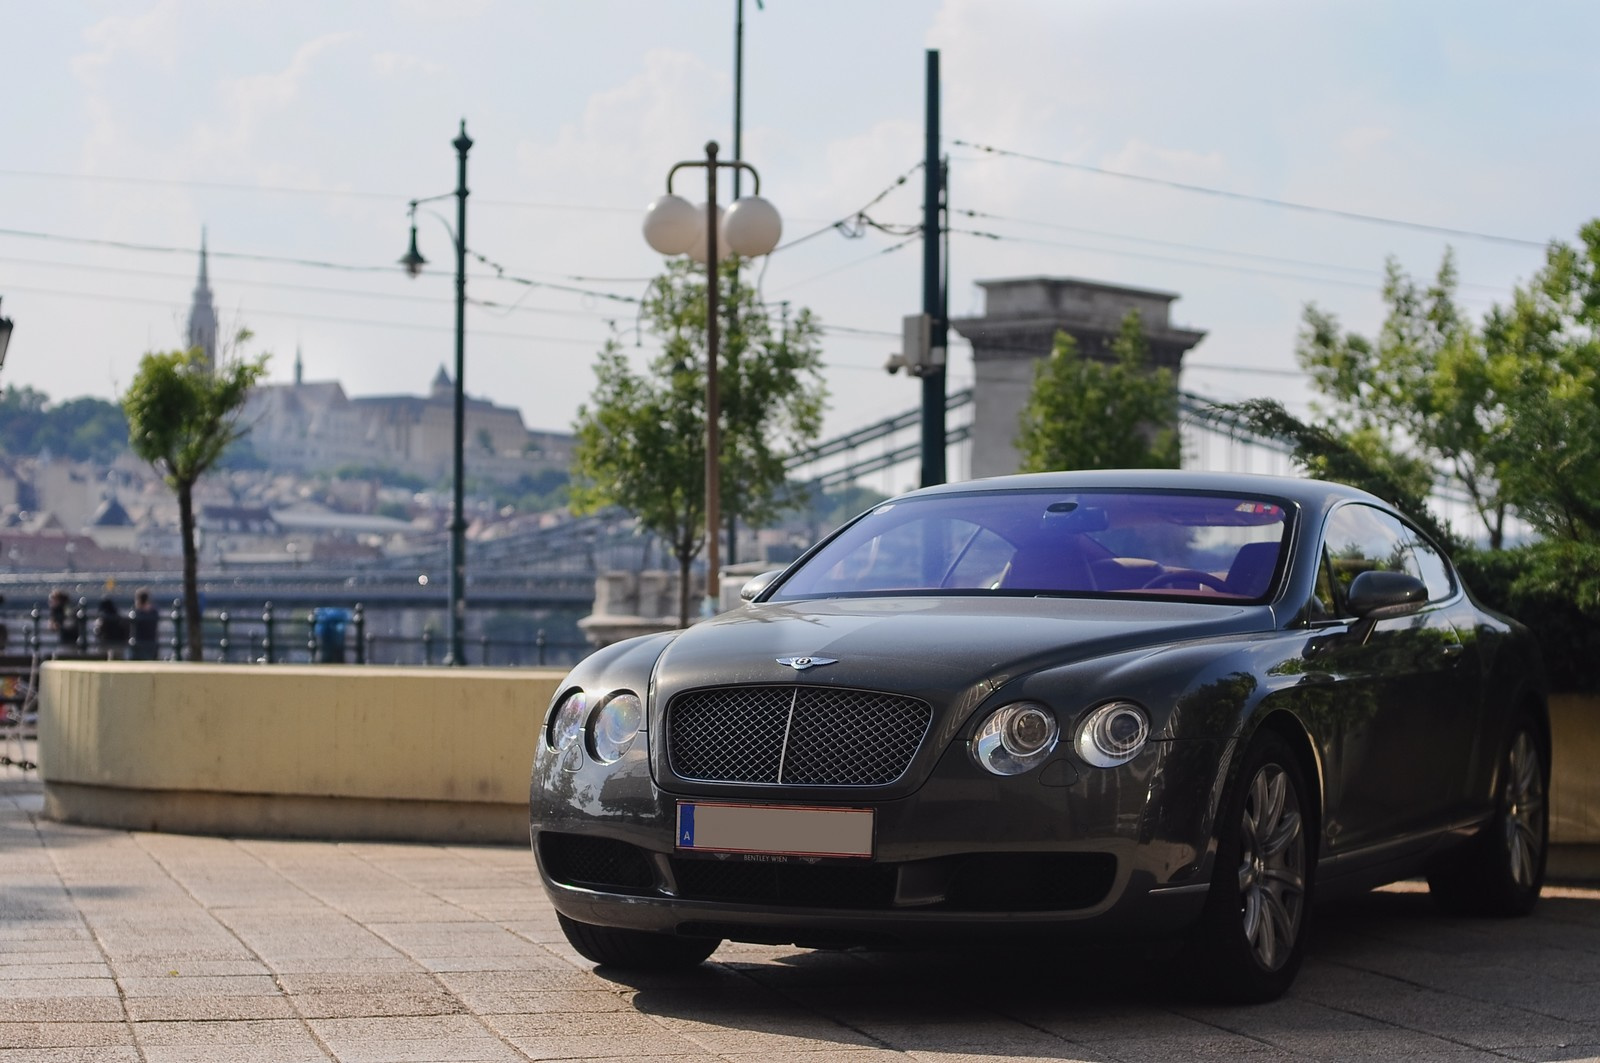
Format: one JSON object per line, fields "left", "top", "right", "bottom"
{"left": 667, "top": 685, "right": 932, "bottom": 786}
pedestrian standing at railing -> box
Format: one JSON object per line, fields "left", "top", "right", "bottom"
{"left": 48, "top": 589, "right": 79, "bottom": 649}
{"left": 130, "top": 588, "right": 160, "bottom": 661}
{"left": 94, "top": 596, "right": 130, "bottom": 660}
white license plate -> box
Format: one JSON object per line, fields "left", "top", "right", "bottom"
{"left": 676, "top": 801, "right": 874, "bottom": 859}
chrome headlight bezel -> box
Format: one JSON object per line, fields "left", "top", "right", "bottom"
{"left": 546, "top": 689, "right": 589, "bottom": 754}
{"left": 588, "top": 691, "right": 643, "bottom": 764}
{"left": 970, "top": 700, "right": 1060, "bottom": 776}
{"left": 1075, "top": 700, "right": 1150, "bottom": 768}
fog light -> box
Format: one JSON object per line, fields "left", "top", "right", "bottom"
{"left": 1075, "top": 701, "right": 1150, "bottom": 767}
{"left": 589, "top": 692, "right": 643, "bottom": 763}
{"left": 972, "top": 701, "right": 1059, "bottom": 776}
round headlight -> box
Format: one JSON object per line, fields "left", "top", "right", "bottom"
{"left": 1075, "top": 701, "right": 1150, "bottom": 768}
{"left": 971, "top": 701, "right": 1060, "bottom": 776}
{"left": 547, "top": 690, "right": 588, "bottom": 753}
{"left": 589, "top": 692, "right": 643, "bottom": 764}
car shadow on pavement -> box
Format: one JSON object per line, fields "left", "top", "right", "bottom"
{"left": 595, "top": 883, "right": 1600, "bottom": 1061}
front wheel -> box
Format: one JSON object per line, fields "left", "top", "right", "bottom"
{"left": 1427, "top": 716, "right": 1547, "bottom": 917}
{"left": 557, "top": 913, "right": 720, "bottom": 971}
{"left": 1183, "top": 731, "right": 1314, "bottom": 1003}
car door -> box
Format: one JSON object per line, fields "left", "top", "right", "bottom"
{"left": 1310, "top": 504, "right": 1478, "bottom": 857}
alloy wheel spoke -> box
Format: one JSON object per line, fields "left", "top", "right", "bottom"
{"left": 1509, "top": 829, "right": 1529, "bottom": 886}
{"left": 1253, "top": 889, "right": 1280, "bottom": 967}
{"left": 1258, "top": 770, "right": 1286, "bottom": 839}
{"left": 1261, "top": 883, "right": 1298, "bottom": 955}
{"left": 1261, "top": 808, "right": 1302, "bottom": 861}
{"left": 1511, "top": 735, "right": 1539, "bottom": 797}
{"left": 1241, "top": 887, "right": 1262, "bottom": 942}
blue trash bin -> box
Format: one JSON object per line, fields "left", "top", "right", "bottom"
{"left": 312, "top": 607, "right": 350, "bottom": 663}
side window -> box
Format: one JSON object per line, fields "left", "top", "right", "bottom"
{"left": 1309, "top": 550, "right": 1339, "bottom": 620}
{"left": 1403, "top": 526, "right": 1456, "bottom": 602}
{"left": 1320, "top": 504, "right": 1423, "bottom": 613}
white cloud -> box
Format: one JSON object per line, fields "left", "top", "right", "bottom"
{"left": 371, "top": 51, "right": 447, "bottom": 79}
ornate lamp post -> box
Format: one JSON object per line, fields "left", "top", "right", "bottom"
{"left": 642, "top": 141, "right": 781, "bottom": 617}
{"left": 400, "top": 120, "right": 473, "bottom": 665}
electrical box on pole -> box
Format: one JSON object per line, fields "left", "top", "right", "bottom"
{"left": 885, "top": 313, "right": 946, "bottom": 376}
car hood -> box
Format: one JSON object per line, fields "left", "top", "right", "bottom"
{"left": 652, "top": 595, "right": 1271, "bottom": 705}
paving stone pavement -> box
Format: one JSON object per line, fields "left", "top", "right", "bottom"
{"left": 4, "top": 774, "right": 1600, "bottom": 1063}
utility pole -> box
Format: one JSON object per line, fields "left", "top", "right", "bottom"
{"left": 920, "top": 48, "right": 948, "bottom": 488}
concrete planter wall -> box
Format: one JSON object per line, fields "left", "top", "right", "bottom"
{"left": 1551, "top": 694, "right": 1600, "bottom": 877}
{"left": 38, "top": 661, "right": 561, "bottom": 844}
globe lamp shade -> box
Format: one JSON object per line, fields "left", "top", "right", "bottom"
{"left": 687, "top": 204, "right": 728, "bottom": 265}
{"left": 722, "top": 195, "right": 783, "bottom": 257}
{"left": 642, "top": 194, "right": 700, "bottom": 256}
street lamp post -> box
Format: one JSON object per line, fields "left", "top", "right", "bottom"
{"left": 0, "top": 295, "right": 14, "bottom": 376}
{"left": 400, "top": 120, "right": 473, "bottom": 665}
{"left": 642, "top": 141, "right": 781, "bottom": 617}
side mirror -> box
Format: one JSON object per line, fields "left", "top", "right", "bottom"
{"left": 739, "top": 569, "right": 784, "bottom": 602}
{"left": 1346, "top": 570, "right": 1427, "bottom": 620}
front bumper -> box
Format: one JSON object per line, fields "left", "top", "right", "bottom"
{"left": 530, "top": 735, "right": 1223, "bottom": 948}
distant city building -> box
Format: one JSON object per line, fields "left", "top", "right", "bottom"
{"left": 187, "top": 227, "right": 219, "bottom": 372}
{"left": 951, "top": 277, "right": 1207, "bottom": 478}
{"left": 173, "top": 241, "right": 572, "bottom": 484}
{"left": 241, "top": 365, "right": 572, "bottom": 484}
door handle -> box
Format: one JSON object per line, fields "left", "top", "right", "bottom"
{"left": 1440, "top": 642, "right": 1465, "bottom": 660}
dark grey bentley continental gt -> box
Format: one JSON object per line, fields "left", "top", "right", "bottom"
{"left": 530, "top": 470, "right": 1549, "bottom": 1001}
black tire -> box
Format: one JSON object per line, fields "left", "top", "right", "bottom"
{"left": 1427, "top": 715, "right": 1547, "bottom": 917}
{"left": 1183, "top": 730, "right": 1314, "bottom": 1004}
{"left": 557, "top": 913, "right": 720, "bottom": 971}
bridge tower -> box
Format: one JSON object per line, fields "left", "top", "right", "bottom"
{"left": 951, "top": 277, "right": 1206, "bottom": 479}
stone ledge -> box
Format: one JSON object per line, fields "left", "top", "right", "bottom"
{"left": 42, "top": 780, "right": 528, "bottom": 845}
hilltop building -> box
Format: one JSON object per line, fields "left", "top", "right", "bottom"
{"left": 178, "top": 237, "right": 571, "bottom": 484}
{"left": 240, "top": 365, "right": 571, "bottom": 484}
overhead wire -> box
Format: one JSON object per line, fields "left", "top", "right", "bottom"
{"left": 770, "top": 162, "right": 923, "bottom": 253}
{"left": 952, "top": 139, "right": 1550, "bottom": 249}
{"left": 951, "top": 208, "right": 1516, "bottom": 295}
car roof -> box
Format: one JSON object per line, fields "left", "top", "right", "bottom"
{"left": 898, "top": 469, "right": 1386, "bottom": 512}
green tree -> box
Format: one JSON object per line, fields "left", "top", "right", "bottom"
{"left": 1206, "top": 397, "right": 1459, "bottom": 552}
{"left": 1479, "top": 221, "right": 1600, "bottom": 542}
{"left": 1016, "top": 310, "right": 1179, "bottom": 472}
{"left": 1288, "top": 221, "right": 1600, "bottom": 547}
{"left": 570, "top": 259, "right": 826, "bottom": 627}
{"left": 0, "top": 386, "right": 129, "bottom": 463}
{"left": 1298, "top": 253, "right": 1511, "bottom": 546}
{"left": 122, "top": 342, "right": 268, "bottom": 660}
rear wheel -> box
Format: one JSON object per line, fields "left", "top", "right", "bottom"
{"left": 557, "top": 913, "right": 720, "bottom": 971}
{"left": 1184, "top": 731, "right": 1313, "bottom": 1003}
{"left": 1427, "top": 716, "right": 1547, "bottom": 917}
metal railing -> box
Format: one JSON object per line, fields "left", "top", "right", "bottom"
{"left": 0, "top": 599, "right": 589, "bottom": 669}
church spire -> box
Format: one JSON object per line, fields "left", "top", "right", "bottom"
{"left": 187, "top": 226, "right": 220, "bottom": 373}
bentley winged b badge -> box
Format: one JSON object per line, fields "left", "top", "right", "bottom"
{"left": 775, "top": 656, "right": 838, "bottom": 672}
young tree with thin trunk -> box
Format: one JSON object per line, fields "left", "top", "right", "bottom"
{"left": 571, "top": 259, "right": 826, "bottom": 628}
{"left": 122, "top": 341, "right": 268, "bottom": 661}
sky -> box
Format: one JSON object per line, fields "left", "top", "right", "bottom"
{"left": 2, "top": 0, "right": 1597, "bottom": 488}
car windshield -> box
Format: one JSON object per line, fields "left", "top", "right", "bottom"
{"left": 770, "top": 489, "right": 1292, "bottom": 603}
